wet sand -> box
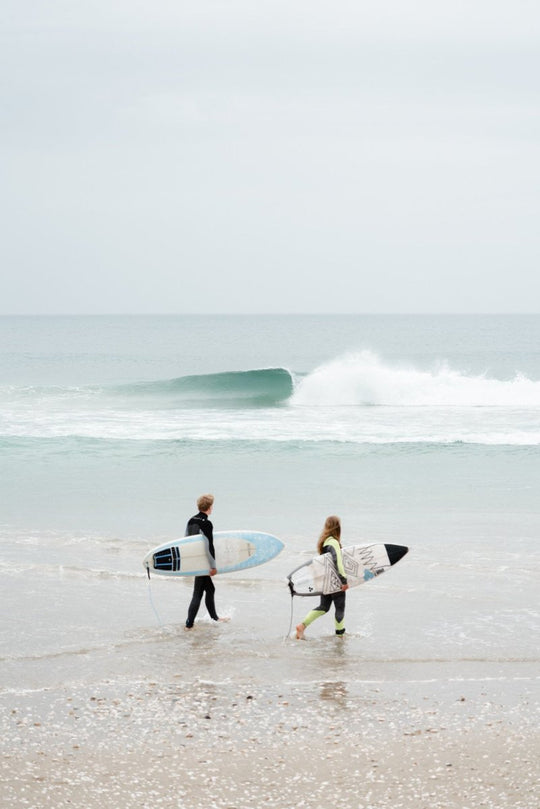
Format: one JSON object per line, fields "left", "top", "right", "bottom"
{"left": 2, "top": 663, "right": 539, "bottom": 809}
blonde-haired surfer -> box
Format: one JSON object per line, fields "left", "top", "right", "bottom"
{"left": 184, "top": 494, "right": 229, "bottom": 629}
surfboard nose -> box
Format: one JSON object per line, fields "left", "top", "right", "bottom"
{"left": 384, "top": 544, "right": 409, "bottom": 565}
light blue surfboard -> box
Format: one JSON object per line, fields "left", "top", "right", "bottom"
{"left": 143, "top": 530, "right": 284, "bottom": 577}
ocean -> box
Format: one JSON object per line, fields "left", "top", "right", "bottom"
{"left": 1, "top": 314, "right": 540, "bottom": 693}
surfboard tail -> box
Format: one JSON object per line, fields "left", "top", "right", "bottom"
{"left": 385, "top": 544, "right": 409, "bottom": 565}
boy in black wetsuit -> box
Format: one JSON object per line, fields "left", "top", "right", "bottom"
{"left": 184, "top": 494, "right": 228, "bottom": 630}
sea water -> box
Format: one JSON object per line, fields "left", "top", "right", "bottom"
{"left": 1, "top": 315, "right": 539, "bottom": 691}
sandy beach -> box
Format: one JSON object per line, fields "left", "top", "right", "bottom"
{"left": 2, "top": 657, "right": 539, "bottom": 809}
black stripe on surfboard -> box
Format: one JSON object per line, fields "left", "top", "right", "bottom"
{"left": 384, "top": 544, "right": 408, "bottom": 565}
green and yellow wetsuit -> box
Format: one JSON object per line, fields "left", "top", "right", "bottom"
{"left": 301, "top": 536, "right": 347, "bottom": 635}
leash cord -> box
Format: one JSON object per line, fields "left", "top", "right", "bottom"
{"left": 147, "top": 579, "right": 163, "bottom": 627}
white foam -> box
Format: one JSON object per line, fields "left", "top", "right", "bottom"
{"left": 290, "top": 351, "right": 540, "bottom": 407}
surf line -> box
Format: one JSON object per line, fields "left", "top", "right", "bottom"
{"left": 147, "top": 578, "right": 164, "bottom": 627}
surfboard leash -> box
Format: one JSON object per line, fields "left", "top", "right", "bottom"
{"left": 285, "top": 579, "right": 296, "bottom": 640}
{"left": 147, "top": 578, "right": 164, "bottom": 627}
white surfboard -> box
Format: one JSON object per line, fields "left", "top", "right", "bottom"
{"left": 287, "top": 543, "right": 408, "bottom": 596}
{"left": 143, "top": 530, "right": 284, "bottom": 577}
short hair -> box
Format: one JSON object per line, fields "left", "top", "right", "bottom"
{"left": 197, "top": 493, "right": 215, "bottom": 512}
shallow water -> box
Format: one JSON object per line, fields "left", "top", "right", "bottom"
{"left": 1, "top": 315, "right": 539, "bottom": 694}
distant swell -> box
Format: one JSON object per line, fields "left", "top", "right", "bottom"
{"left": 115, "top": 367, "right": 295, "bottom": 407}
{"left": 290, "top": 351, "right": 540, "bottom": 407}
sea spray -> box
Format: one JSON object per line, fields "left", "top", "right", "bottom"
{"left": 290, "top": 351, "right": 540, "bottom": 408}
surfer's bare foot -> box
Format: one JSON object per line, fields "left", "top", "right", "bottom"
{"left": 217, "top": 617, "right": 230, "bottom": 623}
{"left": 296, "top": 623, "right": 306, "bottom": 640}
{"left": 184, "top": 625, "right": 193, "bottom": 631}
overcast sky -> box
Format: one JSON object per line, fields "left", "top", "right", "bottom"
{"left": 1, "top": 0, "right": 539, "bottom": 314}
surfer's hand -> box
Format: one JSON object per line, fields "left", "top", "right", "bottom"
{"left": 209, "top": 568, "right": 217, "bottom": 576}
{"left": 342, "top": 584, "right": 349, "bottom": 591}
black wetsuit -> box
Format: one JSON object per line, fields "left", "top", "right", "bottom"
{"left": 185, "top": 511, "right": 219, "bottom": 628}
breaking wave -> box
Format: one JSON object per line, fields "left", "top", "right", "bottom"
{"left": 116, "top": 367, "right": 295, "bottom": 407}
{"left": 1, "top": 367, "right": 296, "bottom": 409}
{"left": 291, "top": 351, "right": 540, "bottom": 407}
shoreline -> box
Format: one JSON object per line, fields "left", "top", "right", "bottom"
{"left": 2, "top": 663, "right": 539, "bottom": 809}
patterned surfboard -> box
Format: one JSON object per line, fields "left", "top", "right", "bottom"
{"left": 287, "top": 543, "right": 408, "bottom": 596}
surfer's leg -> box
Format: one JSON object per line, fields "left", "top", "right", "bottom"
{"left": 296, "top": 596, "right": 332, "bottom": 638}
{"left": 333, "top": 591, "right": 346, "bottom": 635}
{"left": 203, "top": 577, "right": 220, "bottom": 621}
{"left": 185, "top": 576, "right": 206, "bottom": 628}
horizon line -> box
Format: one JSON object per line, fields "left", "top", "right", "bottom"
{"left": 1, "top": 311, "right": 540, "bottom": 318}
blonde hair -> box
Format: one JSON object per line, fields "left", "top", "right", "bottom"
{"left": 317, "top": 515, "right": 341, "bottom": 554}
{"left": 197, "top": 494, "right": 215, "bottom": 512}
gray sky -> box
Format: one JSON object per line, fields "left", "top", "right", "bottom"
{"left": 2, "top": 0, "right": 539, "bottom": 314}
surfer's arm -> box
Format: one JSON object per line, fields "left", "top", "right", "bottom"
{"left": 325, "top": 538, "right": 348, "bottom": 585}
{"left": 200, "top": 522, "right": 217, "bottom": 572}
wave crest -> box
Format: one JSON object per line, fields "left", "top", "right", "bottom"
{"left": 118, "top": 367, "right": 295, "bottom": 407}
